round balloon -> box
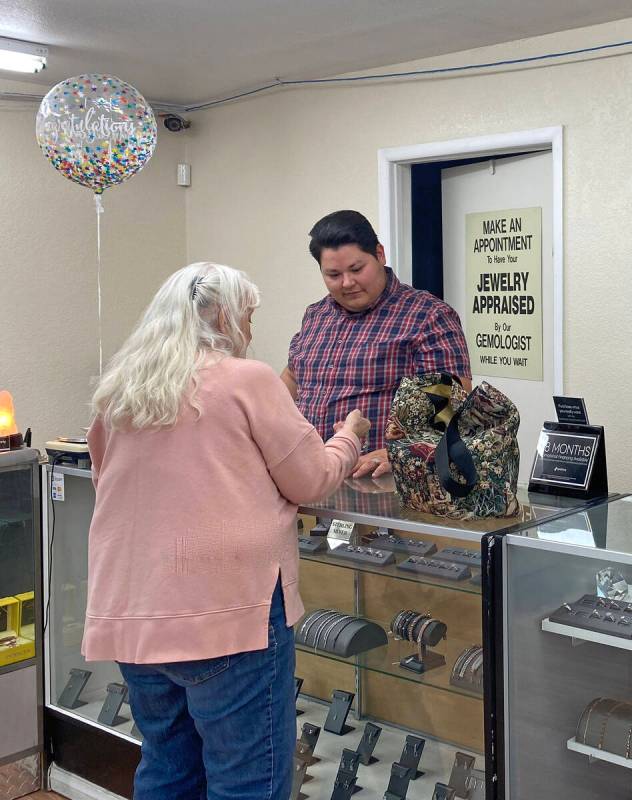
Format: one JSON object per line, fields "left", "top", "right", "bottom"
{"left": 36, "top": 74, "right": 157, "bottom": 194}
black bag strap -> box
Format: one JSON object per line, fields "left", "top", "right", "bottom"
{"left": 435, "top": 406, "right": 478, "bottom": 498}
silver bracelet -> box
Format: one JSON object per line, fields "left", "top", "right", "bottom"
{"left": 300, "top": 609, "right": 332, "bottom": 642}
{"left": 324, "top": 615, "right": 354, "bottom": 650}
{"left": 311, "top": 611, "right": 341, "bottom": 650}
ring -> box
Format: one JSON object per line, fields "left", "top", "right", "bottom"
{"left": 370, "top": 458, "right": 381, "bottom": 464}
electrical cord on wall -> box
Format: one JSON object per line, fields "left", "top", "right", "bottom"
{"left": 43, "top": 454, "right": 63, "bottom": 634}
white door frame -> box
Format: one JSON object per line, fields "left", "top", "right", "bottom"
{"left": 377, "top": 126, "right": 563, "bottom": 393}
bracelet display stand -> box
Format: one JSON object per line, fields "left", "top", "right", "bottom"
{"left": 400, "top": 646, "right": 446, "bottom": 675}
{"left": 58, "top": 667, "right": 92, "bottom": 709}
{"left": 398, "top": 735, "right": 425, "bottom": 779}
{"left": 366, "top": 530, "right": 437, "bottom": 558}
{"left": 296, "top": 610, "right": 388, "bottom": 658}
{"left": 548, "top": 595, "right": 632, "bottom": 640}
{"left": 331, "top": 749, "right": 362, "bottom": 796}
{"left": 324, "top": 689, "right": 355, "bottom": 735}
{"left": 390, "top": 612, "right": 447, "bottom": 675}
{"left": 383, "top": 763, "right": 413, "bottom": 799}
{"left": 397, "top": 557, "right": 471, "bottom": 581}
{"left": 432, "top": 783, "right": 457, "bottom": 800}
{"left": 97, "top": 682, "right": 128, "bottom": 727}
{"left": 300, "top": 722, "right": 321, "bottom": 765}
{"left": 450, "top": 647, "right": 484, "bottom": 695}
{"left": 299, "top": 536, "right": 327, "bottom": 554}
{"left": 448, "top": 752, "right": 476, "bottom": 797}
{"left": 330, "top": 545, "right": 395, "bottom": 568}
{"left": 434, "top": 547, "right": 481, "bottom": 568}
{"left": 356, "top": 722, "right": 381, "bottom": 765}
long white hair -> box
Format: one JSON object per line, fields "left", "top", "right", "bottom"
{"left": 92, "top": 262, "right": 260, "bottom": 430}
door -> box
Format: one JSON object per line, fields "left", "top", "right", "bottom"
{"left": 441, "top": 151, "right": 555, "bottom": 483}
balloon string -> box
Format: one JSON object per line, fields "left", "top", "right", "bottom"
{"left": 95, "top": 194, "right": 104, "bottom": 376}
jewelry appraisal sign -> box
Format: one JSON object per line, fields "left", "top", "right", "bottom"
{"left": 466, "top": 207, "right": 543, "bottom": 381}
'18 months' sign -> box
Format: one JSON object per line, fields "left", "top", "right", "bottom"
{"left": 466, "top": 207, "right": 543, "bottom": 381}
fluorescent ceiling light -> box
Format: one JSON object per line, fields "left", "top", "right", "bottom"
{"left": 0, "top": 37, "right": 48, "bottom": 73}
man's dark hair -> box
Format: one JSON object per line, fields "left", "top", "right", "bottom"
{"left": 309, "top": 210, "right": 379, "bottom": 264}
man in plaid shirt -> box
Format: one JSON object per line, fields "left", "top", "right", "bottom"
{"left": 281, "top": 210, "right": 471, "bottom": 478}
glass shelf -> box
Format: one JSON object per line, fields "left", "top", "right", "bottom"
{"left": 299, "top": 541, "right": 482, "bottom": 595}
{"left": 296, "top": 617, "right": 482, "bottom": 700}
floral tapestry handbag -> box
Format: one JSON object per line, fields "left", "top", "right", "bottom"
{"left": 385, "top": 373, "right": 520, "bottom": 519}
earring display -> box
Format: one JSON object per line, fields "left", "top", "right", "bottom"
{"left": 448, "top": 752, "right": 476, "bottom": 797}
{"left": 383, "top": 762, "right": 414, "bottom": 799}
{"left": 290, "top": 756, "right": 309, "bottom": 800}
{"left": 450, "top": 646, "right": 484, "bottom": 695}
{"left": 58, "top": 668, "right": 92, "bottom": 709}
{"left": 299, "top": 721, "right": 321, "bottom": 765}
{"left": 330, "top": 544, "right": 395, "bottom": 568}
{"left": 434, "top": 547, "right": 482, "bottom": 568}
{"left": 397, "top": 556, "right": 472, "bottom": 581}
{"left": 465, "top": 769, "right": 486, "bottom": 800}
{"left": 364, "top": 529, "right": 437, "bottom": 558}
{"left": 390, "top": 609, "right": 447, "bottom": 674}
{"left": 296, "top": 609, "right": 388, "bottom": 657}
{"left": 549, "top": 595, "right": 632, "bottom": 640}
{"left": 398, "top": 734, "right": 425, "bottom": 779}
{"left": 355, "top": 722, "right": 382, "bottom": 766}
{"left": 575, "top": 697, "right": 632, "bottom": 758}
{"left": 432, "top": 782, "right": 457, "bottom": 800}
{"left": 97, "top": 682, "right": 128, "bottom": 727}
{"left": 323, "top": 689, "right": 355, "bottom": 736}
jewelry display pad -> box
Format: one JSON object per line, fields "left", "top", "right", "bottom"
{"left": 298, "top": 536, "right": 327, "bottom": 554}
{"left": 58, "top": 668, "right": 92, "bottom": 709}
{"left": 329, "top": 545, "right": 395, "bottom": 567}
{"left": 434, "top": 547, "right": 482, "bottom": 568}
{"left": 397, "top": 557, "right": 472, "bottom": 581}
{"left": 549, "top": 594, "right": 632, "bottom": 640}
{"left": 383, "top": 762, "right": 413, "bottom": 799}
{"left": 399, "top": 734, "right": 425, "bottom": 779}
{"left": 356, "top": 722, "right": 381, "bottom": 766}
{"left": 364, "top": 531, "right": 437, "bottom": 558}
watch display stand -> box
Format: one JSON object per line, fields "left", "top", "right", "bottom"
{"left": 324, "top": 689, "right": 355, "bottom": 735}
{"left": 58, "top": 668, "right": 92, "bottom": 709}
{"left": 97, "top": 682, "right": 128, "bottom": 727}
{"left": 432, "top": 783, "right": 457, "bottom": 800}
{"left": 300, "top": 722, "right": 321, "bottom": 765}
{"left": 356, "top": 721, "right": 381, "bottom": 765}
{"left": 383, "top": 763, "right": 413, "bottom": 799}
{"left": 296, "top": 610, "right": 388, "bottom": 657}
{"left": 398, "top": 735, "right": 425, "bottom": 779}
{"left": 448, "top": 752, "right": 476, "bottom": 797}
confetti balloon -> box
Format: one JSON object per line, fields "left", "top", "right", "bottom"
{"left": 35, "top": 74, "right": 157, "bottom": 194}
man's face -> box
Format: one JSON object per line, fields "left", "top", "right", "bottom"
{"left": 320, "top": 243, "right": 387, "bottom": 312}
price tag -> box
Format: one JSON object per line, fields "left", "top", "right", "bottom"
{"left": 327, "top": 519, "right": 356, "bottom": 542}
{"left": 51, "top": 472, "right": 65, "bottom": 501}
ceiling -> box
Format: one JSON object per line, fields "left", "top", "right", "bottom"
{"left": 2, "top": 0, "right": 632, "bottom": 107}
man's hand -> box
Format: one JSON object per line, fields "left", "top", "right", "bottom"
{"left": 350, "top": 448, "right": 391, "bottom": 479}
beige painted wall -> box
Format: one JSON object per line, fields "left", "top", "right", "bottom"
{"left": 0, "top": 79, "right": 187, "bottom": 451}
{"left": 184, "top": 18, "right": 632, "bottom": 489}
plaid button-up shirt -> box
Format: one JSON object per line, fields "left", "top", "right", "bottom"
{"left": 288, "top": 268, "right": 471, "bottom": 452}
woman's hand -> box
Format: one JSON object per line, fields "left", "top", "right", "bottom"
{"left": 351, "top": 448, "right": 392, "bottom": 478}
{"left": 335, "top": 409, "right": 371, "bottom": 440}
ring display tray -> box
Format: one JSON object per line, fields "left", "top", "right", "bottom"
{"left": 365, "top": 533, "right": 437, "bottom": 558}
{"left": 299, "top": 536, "right": 327, "bottom": 554}
{"left": 547, "top": 594, "right": 632, "bottom": 641}
{"left": 434, "top": 548, "right": 482, "bottom": 568}
{"left": 397, "top": 558, "right": 471, "bottom": 581}
{"left": 329, "top": 546, "right": 395, "bottom": 568}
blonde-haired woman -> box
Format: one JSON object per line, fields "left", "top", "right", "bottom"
{"left": 82, "top": 262, "right": 369, "bottom": 800}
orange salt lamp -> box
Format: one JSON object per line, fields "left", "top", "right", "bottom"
{"left": 0, "top": 391, "right": 23, "bottom": 450}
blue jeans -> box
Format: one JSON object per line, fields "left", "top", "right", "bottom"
{"left": 119, "top": 580, "right": 295, "bottom": 800}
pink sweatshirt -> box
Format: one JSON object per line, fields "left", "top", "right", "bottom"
{"left": 81, "top": 358, "right": 360, "bottom": 664}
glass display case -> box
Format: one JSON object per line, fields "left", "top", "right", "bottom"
{"left": 42, "top": 463, "right": 600, "bottom": 799}
{"left": 498, "top": 495, "right": 632, "bottom": 800}
{"left": 0, "top": 448, "right": 42, "bottom": 798}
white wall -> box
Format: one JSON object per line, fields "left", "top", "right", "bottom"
{"left": 0, "top": 78, "right": 187, "bottom": 451}
{"left": 184, "top": 18, "right": 632, "bottom": 489}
